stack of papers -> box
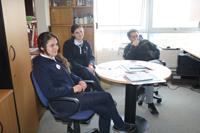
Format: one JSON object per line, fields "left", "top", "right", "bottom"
{"left": 125, "top": 72, "right": 154, "bottom": 82}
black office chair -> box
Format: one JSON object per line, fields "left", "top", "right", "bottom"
{"left": 152, "top": 60, "right": 167, "bottom": 103}
{"left": 137, "top": 60, "right": 167, "bottom": 105}
{"left": 31, "top": 72, "right": 99, "bottom": 133}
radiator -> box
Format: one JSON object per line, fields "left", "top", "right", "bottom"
{"left": 160, "top": 48, "right": 183, "bottom": 71}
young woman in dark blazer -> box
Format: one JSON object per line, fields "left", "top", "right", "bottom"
{"left": 63, "top": 24, "right": 103, "bottom": 92}
{"left": 33, "top": 32, "right": 136, "bottom": 133}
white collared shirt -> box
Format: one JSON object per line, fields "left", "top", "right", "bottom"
{"left": 40, "top": 53, "right": 56, "bottom": 62}
{"left": 74, "top": 39, "right": 83, "bottom": 46}
{"left": 74, "top": 39, "right": 83, "bottom": 54}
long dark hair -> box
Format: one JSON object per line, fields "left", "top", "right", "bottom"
{"left": 37, "top": 32, "right": 71, "bottom": 71}
{"left": 38, "top": 32, "right": 59, "bottom": 53}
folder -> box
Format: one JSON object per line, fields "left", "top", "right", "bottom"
{"left": 125, "top": 72, "right": 154, "bottom": 82}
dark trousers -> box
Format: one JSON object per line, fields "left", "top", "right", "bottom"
{"left": 70, "top": 91, "right": 124, "bottom": 133}
{"left": 72, "top": 67, "right": 104, "bottom": 92}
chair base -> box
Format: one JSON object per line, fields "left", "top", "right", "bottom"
{"left": 85, "top": 128, "right": 99, "bottom": 133}
{"left": 67, "top": 128, "right": 99, "bottom": 133}
{"left": 138, "top": 94, "right": 162, "bottom": 105}
{"left": 135, "top": 116, "right": 149, "bottom": 133}
{"left": 67, "top": 122, "right": 99, "bottom": 133}
{"left": 153, "top": 95, "right": 162, "bottom": 104}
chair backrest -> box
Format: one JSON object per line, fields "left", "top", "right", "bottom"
{"left": 31, "top": 72, "right": 49, "bottom": 107}
{"left": 139, "top": 34, "right": 143, "bottom": 40}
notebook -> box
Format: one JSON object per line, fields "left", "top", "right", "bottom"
{"left": 125, "top": 72, "right": 154, "bottom": 82}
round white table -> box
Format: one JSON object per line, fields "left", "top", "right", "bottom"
{"left": 95, "top": 60, "right": 171, "bottom": 133}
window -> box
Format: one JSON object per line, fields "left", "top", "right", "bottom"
{"left": 152, "top": 0, "right": 200, "bottom": 28}
{"left": 96, "top": 0, "right": 119, "bottom": 26}
{"left": 94, "top": 0, "right": 200, "bottom": 63}
{"left": 96, "top": 0, "right": 146, "bottom": 30}
{"left": 149, "top": 33, "right": 200, "bottom": 48}
{"left": 119, "top": 0, "right": 145, "bottom": 26}
{"left": 149, "top": 0, "right": 200, "bottom": 49}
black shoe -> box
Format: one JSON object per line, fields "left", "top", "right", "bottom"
{"left": 88, "top": 128, "right": 100, "bottom": 133}
{"left": 138, "top": 100, "right": 143, "bottom": 106}
{"left": 113, "top": 123, "right": 136, "bottom": 133}
{"left": 148, "top": 103, "right": 159, "bottom": 115}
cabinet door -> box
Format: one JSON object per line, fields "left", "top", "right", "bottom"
{"left": 84, "top": 27, "right": 94, "bottom": 51}
{"left": 1, "top": 0, "right": 39, "bottom": 133}
{"left": 51, "top": 26, "right": 71, "bottom": 53}
{"left": 50, "top": 7, "right": 73, "bottom": 25}
{"left": 0, "top": 90, "right": 19, "bottom": 133}
{"left": 0, "top": 1, "right": 12, "bottom": 89}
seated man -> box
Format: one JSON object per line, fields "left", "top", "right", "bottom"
{"left": 63, "top": 24, "right": 103, "bottom": 92}
{"left": 123, "top": 29, "right": 160, "bottom": 115}
{"left": 33, "top": 32, "right": 136, "bottom": 133}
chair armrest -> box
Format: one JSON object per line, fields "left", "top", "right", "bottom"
{"left": 84, "top": 80, "right": 95, "bottom": 85}
{"left": 158, "top": 60, "right": 166, "bottom": 66}
{"left": 84, "top": 80, "right": 96, "bottom": 91}
{"left": 48, "top": 97, "right": 80, "bottom": 118}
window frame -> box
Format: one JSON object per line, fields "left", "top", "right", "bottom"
{"left": 147, "top": 0, "right": 200, "bottom": 34}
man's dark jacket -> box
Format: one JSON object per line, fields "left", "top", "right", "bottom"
{"left": 123, "top": 40, "right": 160, "bottom": 61}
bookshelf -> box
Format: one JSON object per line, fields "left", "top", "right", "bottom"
{"left": 27, "top": 16, "right": 38, "bottom": 48}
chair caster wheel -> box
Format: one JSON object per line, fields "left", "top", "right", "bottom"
{"left": 138, "top": 100, "right": 143, "bottom": 106}
{"left": 154, "top": 91, "right": 159, "bottom": 95}
{"left": 157, "top": 99, "right": 162, "bottom": 104}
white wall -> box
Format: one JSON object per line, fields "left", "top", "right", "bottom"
{"left": 35, "top": 0, "right": 50, "bottom": 34}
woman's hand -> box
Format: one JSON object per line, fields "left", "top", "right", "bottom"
{"left": 87, "top": 64, "right": 95, "bottom": 75}
{"left": 73, "top": 85, "right": 83, "bottom": 93}
{"left": 73, "top": 81, "right": 87, "bottom": 93}
{"left": 78, "top": 81, "right": 87, "bottom": 91}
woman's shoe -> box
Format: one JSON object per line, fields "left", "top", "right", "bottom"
{"left": 138, "top": 100, "right": 143, "bottom": 106}
{"left": 113, "top": 123, "right": 136, "bottom": 133}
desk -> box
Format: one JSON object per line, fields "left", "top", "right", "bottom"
{"left": 95, "top": 60, "right": 171, "bottom": 132}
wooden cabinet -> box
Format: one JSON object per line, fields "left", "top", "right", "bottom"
{"left": 49, "top": 0, "right": 94, "bottom": 53}
{"left": 83, "top": 26, "right": 94, "bottom": 50}
{"left": 0, "top": 90, "right": 19, "bottom": 133}
{"left": 50, "top": 7, "right": 73, "bottom": 25}
{"left": 51, "top": 25, "right": 71, "bottom": 52}
{"left": 0, "top": 3, "right": 12, "bottom": 89}
{"left": 1, "top": 0, "right": 39, "bottom": 133}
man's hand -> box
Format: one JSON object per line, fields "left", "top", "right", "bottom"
{"left": 131, "top": 40, "right": 139, "bottom": 46}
